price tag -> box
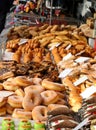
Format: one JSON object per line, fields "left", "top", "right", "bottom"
{"left": 0, "top": 91, "right": 14, "bottom": 98}
{"left": 75, "top": 57, "right": 90, "bottom": 63}
{"left": 51, "top": 120, "right": 64, "bottom": 127}
{"left": 65, "top": 44, "right": 71, "bottom": 50}
{"left": 93, "top": 20, "right": 96, "bottom": 38}
{"left": 75, "top": 50, "right": 85, "bottom": 56}
{"left": 73, "top": 118, "right": 88, "bottom": 130}
{"left": 3, "top": 51, "right": 14, "bottom": 60}
{"left": 73, "top": 75, "right": 88, "bottom": 86}
{"left": 49, "top": 43, "right": 61, "bottom": 50}
{"left": 63, "top": 53, "right": 73, "bottom": 61}
{"left": 18, "top": 39, "right": 28, "bottom": 45}
{"left": 80, "top": 86, "right": 96, "bottom": 99}
{"left": 59, "top": 68, "right": 73, "bottom": 78}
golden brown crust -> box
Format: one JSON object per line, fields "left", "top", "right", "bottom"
{"left": 8, "top": 95, "right": 23, "bottom": 108}
{"left": 12, "top": 108, "right": 32, "bottom": 119}
{"left": 32, "top": 105, "right": 48, "bottom": 122}
{"left": 41, "top": 90, "right": 59, "bottom": 105}
{"left": 22, "top": 91, "right": 42, "bottom": 111}
{"left": 42, "top": 79, "right": 65, "bottom": 91}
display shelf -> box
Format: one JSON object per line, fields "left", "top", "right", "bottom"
{"left": 15, "top": 12, "right": 80, "bottom": 26}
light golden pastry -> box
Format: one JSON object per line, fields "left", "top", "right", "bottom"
{"left": 23, "top": 50, "right": 32, "bottom": 63}
{"left": 50, "top": 25, "right": 59, "bottom": 32}
{"left": 51, "top": 48, "right": 62, "bottom": 64}
{"left": 29, "top": 30, "right": 39, "bottom": 37}
{"left": 39, "top": 24, "right": 49, "bottom": 31}
{"left": 12, "top": 50, "right": 22, "bottom": 63}
{"left": 39, "top": 25, "right": 52, "bottom": 35}
{"left": 33, "top": 48, "right": 43, "bottom": 62}
{"left": 44, "top": 52, "right": 52, "bottom": 61}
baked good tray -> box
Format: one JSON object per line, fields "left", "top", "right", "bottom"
{"left": 0, "top": 117, "right": 34, "bottom": 130}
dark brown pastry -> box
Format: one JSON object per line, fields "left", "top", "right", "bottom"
{"left": 47, "top": 106, "right": 73, "bottom": 116}
{"left": 52, "top": 120, "right": 78, "bottom": 129}
{"left": 48, "top": 114, "right": 73, "bottom": 122}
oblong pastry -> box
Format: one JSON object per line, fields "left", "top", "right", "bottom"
{"left": 0, "top": 71, "right": 14, "bottom": 81}
{"left": 23, "top": 51, "right": 32, "bottom": 63}
{"left": 48, "top": 114, "right": 73, "bottom": 122}
{"left": 56, "top": 92, "right": 66, "bottom": 99}
{"left": 3, "top": 80, "right": 19, "bottom": 91}
{"left": 42, "top": 79, "right": 65, "bottom": 91}
{"left": 0, "top": 97, "right": 7, "bottom": 107}
{"left": 15, "top": 88, "right": 25, "bottom": 97}
{"left": 14, "top": 76, "right": 32, "bottom": 87}
{"left": 30, "top": 77, "right": 42, "bottom": 85}
{"left": 12, "top": 109, "right": 32, "bottom": 120}
{"left": 8, "top": 95, "right": 23, "bottom": 108}
{"left": 12, "top": 50, "right": 21, "bottom": 63}
{"left": 85, "top": 95, "right": 96, "bottom": 104}
{"left": 47, "top": 106, "right": 73, "bottom": 116}
{"left": 51, "top": 48, "right": 62, "bottom": 64}
{"left": 0, "top": 106, "right": 6, "bottom": 116}
{"left": 6, "top": 103, "right": 15, "bottom": 114}
{"left": 52, "top": 119, "right": 79, "bottom": 129}
{"left": 25, "top": 85, "right": 45, "bottom": 93}
{"left": 0, "top": 83, "right": 4, "bottom": 90}
{"left": 48, "top": 104, "right": 68, "bottom": 111}
{"left": 56, "top": 98, "right": 67, "bottom": 105}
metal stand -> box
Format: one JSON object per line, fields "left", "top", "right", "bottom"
{"left": 49, "top": 0, "right": 53, "bottom": 25}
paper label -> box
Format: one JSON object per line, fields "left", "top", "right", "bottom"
{"left": 80, "top": 86, "right": 96, "bottom": 99}
{"left": 93, "top": 126, "right": 96, "bottom": 129}
{"left": 75, "top": 50, "right": 85, "bottom": 56}
{"left": 73, "top": 118, "right": 88, "bottom": 130}
{"left": 18, "top": 39, "right": 28, "bottom": 45}
{"left": 50, "top": 128, "right": 65, "bottom": 130}
{"left": 3, "top": 51, "right": 14, "bottom": 60}
{"left": 93, "top": 20, "right": 96, "bottom": 38}
{"left": 93, "top": 29, "right": 96, "bottom": 38}
{"left": 51, "top": 120, "right": 64, "bottom": 127}
{"left": 65, "top": 44, "right": 71, "bottom": 50}
{"left": 49, "top": 43, "right": 61, "bottom": 50}
{"left": 75, "top": 57, "right": 90, "bottom": 63}
{"left": 59, "top": 68, "right": 73, "bottom": 78}
{"left": 88, "top": 38, "right": 94, "bottom": 48}
{"left": 73, "top": 75, "right": 88, "bottom": 86}
{"left": 0, "top": 91, "right": 14, "bottom": 98}
{"left": 63, "top": 53, "right": 72, "bottom": 61}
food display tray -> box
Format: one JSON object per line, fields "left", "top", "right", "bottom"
{"left": 0, "top": 117, "right": 34, "bottom": 130}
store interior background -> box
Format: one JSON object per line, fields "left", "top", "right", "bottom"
{"left": 1, "top": 0, "right": 96, "bottom": 38}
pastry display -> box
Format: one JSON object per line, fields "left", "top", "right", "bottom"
{"left": 1, "top": 21, "right": 96, "bottom": 129}
{"left": 0, "top": 75, "right": 66, "bottom": 122}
